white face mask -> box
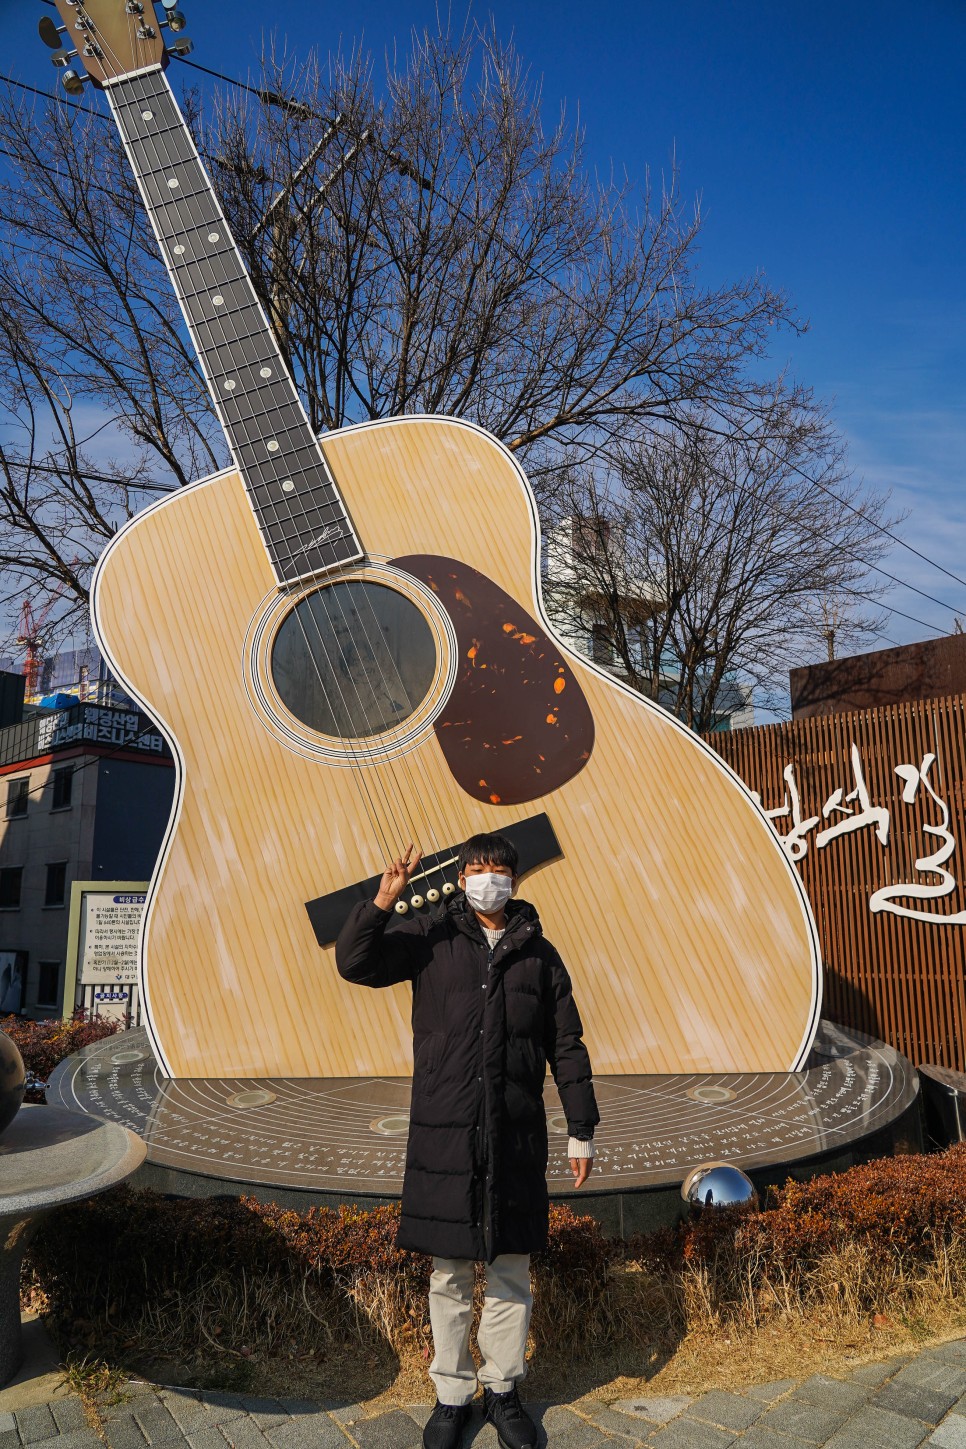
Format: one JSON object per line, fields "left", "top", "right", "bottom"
{"left": 462, "top": 872, "right": 513, "bottom": 914}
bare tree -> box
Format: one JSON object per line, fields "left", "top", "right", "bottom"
{"left": 0, "top": 17, "right": 809, "bottom": 653}
{"left": 544, "top": 385, "right": 896, "bottom": 727}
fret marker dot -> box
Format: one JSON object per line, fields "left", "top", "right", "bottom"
{"left": 167, "top": 177, "right": 180, "bottom": 189}
{"left": 223, "top": 380, "right": 236, "bottom": 391}
{"left": 208, "top": 232, "right": 220, "bottom": 243}
{"left": 141, "top": 109, "right": 153, "bottom": 120}
{"left": 281, "top": 480, "right": 295, "bottom": 493}
{"left": 212, "top": 295, "right": 224, "bottom": 307}
{"left": 173, "top": 245, "right": 185, "bottom": 255}
{"left": 259, "top": 366, "right": 273, "bottom": 378}
{"left": 266, "top": 440, "right": 280, "bottom": 453}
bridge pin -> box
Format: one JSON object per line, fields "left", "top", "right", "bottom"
{"left": 394, "top": 900, "right": 409, "bottom": 915}
{"left": 426, "top": 888, "right": 441, "bottom": 903}
{"left": 410, "top": 894, "right": 425, "bottom": 909}
{"left": 441, "top": 882, "right": 457, "bottom": 897}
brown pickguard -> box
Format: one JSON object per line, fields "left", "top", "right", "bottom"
{"left": 393, "top": 555, "right": 594, "bottom": 805}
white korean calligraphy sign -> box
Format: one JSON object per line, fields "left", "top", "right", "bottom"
{"left": 753, "top": 745, "right": 966, "bottom": 926}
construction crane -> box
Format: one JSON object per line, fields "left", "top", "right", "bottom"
{"left": 16, "top": 597, "right": 58, "bottom": 700}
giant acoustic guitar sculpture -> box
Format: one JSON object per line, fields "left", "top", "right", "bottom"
{"left": 46, "top": 2, "right": 822, "bottom": 1079}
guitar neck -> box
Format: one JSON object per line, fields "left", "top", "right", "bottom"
{"left": 105, "top": 66, "right": 362, "bottom": 585}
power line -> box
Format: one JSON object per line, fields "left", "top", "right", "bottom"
{"left": 4, "top": 57, "right": 963, "bottom": 625}
{"left": 0, "top": 72, "right": 105, "bottom": 119}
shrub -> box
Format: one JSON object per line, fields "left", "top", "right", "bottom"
{"left": 23, "top": 1145, "right": 966, "bottom": 1388}
{"left": 2, "top": 1013, "right": 120, "bottom": 1101}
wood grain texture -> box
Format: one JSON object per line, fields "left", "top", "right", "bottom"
{"left": 92, "top": 415, "right": 821, "bottom": 1078}
{"left": 709, "top": 699, "right": 966, "bottom": 1069}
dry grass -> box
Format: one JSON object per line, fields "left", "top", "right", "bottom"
{"left": 26, "top": 1154, "right": 966, "bottom": 1408}
{"left": 39, "top": 1236, "right": 966, "bottom": 1410}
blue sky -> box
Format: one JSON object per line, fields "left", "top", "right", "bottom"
{"left": 4, "top": 0, "right": 965, "bottom": 652}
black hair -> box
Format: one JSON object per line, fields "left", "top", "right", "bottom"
{"left": 458, "top": 832, "right": 519, "bottom": 875}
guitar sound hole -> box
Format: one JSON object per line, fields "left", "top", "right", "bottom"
{"left": 270, "top": 580, "right": 437, "bottom": 740}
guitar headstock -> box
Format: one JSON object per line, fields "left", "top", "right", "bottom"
{"left": 41, "top": 2, "right": 191, "bottom": 91}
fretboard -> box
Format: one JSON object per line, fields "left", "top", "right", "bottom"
{"left": 106, "top": 66, "right": 362, "bottom": 585}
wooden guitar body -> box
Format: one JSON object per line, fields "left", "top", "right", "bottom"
{"left": 92, "top": 414, "right": 822, "bottom": 1079}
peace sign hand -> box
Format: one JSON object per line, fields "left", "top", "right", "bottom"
{"left": 374, "top": 844, "right": 423, "bottom": 912}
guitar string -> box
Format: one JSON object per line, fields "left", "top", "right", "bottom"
{"left": 138, "top": 78, "right": 455, "bottom": 883}
{"left": 120, "top": 63, "right": 454, "bottom": 881}
{"left": 111, "top": 64, "right": 406, "bottom": 864}
{"left": 82, "top": 24, "right": 478, "bottom": 896}
{"left": 124, "top": 62, "right": 463, "bottom": 891}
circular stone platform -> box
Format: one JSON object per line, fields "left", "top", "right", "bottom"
{"left": 49, "top": 1020, "right": 919, "bottom": 1223}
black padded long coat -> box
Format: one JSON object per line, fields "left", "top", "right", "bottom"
{"left": 335, "top": 894, "right": 599, "bottom": 1261}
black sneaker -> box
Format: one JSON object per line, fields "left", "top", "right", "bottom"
{"left": 423, "top": 1399, "right": 471, "bottom": 1449}
{"left": 483, "top": 1386, "right": 538, "bottom": 1449}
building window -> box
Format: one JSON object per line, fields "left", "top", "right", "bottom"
{"left": 44, "top": 862, "right": 67, "bottom": 908}
{"left": 36, "top": 960, "right": 60, "bottom": 1008}
{"left": 5, "top": 778, "right": 28, "bottom": 818}
{"left": 591, "top": 623, "right": 613, "bottom": 667}
{"left": 0, "top": 867, "right": 23, "bottom": 909}
{"left": 51, "top": 766, "right": 73, "bottom": 810}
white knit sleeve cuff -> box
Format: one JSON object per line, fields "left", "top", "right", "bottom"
{"left": 567, "top": 1136, "right": 595, "bottom": 1159}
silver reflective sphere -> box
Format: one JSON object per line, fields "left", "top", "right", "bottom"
{"left": 681, "top": 1161, "right": 758, "bottom": 1212}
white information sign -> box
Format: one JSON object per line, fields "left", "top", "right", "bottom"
{"left": 78, "top": 892, "right": 147, "bottom": 985}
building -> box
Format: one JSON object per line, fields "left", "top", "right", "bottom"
{"left": 0, "top": 683, "right": 174, "bottom": 1018}
{"left": 544, "top": 517, "right": 754, "bottom": 730}
{"left": 790, "top": 633, "right": 966, "bottom": 719}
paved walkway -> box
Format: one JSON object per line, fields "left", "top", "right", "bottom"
{"left": 5, "top": 1340, "right": 966, "bottom": 1448}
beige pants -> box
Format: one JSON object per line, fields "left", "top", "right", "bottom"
{"left": 428, "top": 1254, "right": 533, "bottom": 1406}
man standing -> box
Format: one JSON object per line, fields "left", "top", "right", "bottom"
{"left": 336, "top": 832, "right": 599, "bottom": 1449}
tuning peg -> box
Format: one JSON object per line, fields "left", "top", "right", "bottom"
{"left": 167, "top": 34, "right": 193, "bottom": 55}
{"left": 50, "top": 47, "right": 78, "bottom": 67}
{"left": 38, "top": 15, "right": 67, "bottom": 48}
{"left": 60, "top": 68, "right": 88, "bottom": 96}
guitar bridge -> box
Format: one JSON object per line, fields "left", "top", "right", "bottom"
{"left": 305, "top": 813, "right": 563, "bottom": 947}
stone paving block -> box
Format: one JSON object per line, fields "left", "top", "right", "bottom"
{"left": 103, "top": 1416, "right": 150, "bottom": 1449}
{"left": 849, "top": 1358, "right": 908, "bottom": 1387}
{"left": 537, "top": 1407, "right": 611, "bottom": 1446}
{"left": 688, "top": 1390, "right": 764, "bottom": 1431}
{"left": 755, "top": 1398, "right": 849, "bottom": 1443}
{"left": 876, "top": 1382, "right": 959, "bottom": 1426}
{"left": 160, "top": 1392, "right": 210, "bottom": 1433}
{"left": 580, "top": 1403, "right": 646, "bottom": 1440}
{"left": 278, "top": 1403, "right": 321, "bottom": 1418}
{"left": 238, "top": 1402, "right": 285, "bottom": 1418}
{"left": 0, "top": 1415, "right": 14, "bottom": 1435}
{"left": 823, "top": 1403, "right": 930, "bottom": 1449}
{"left": 403, "top": 1406, "right": 432, "bottom": 1428}
{"left": 15, "top": 1405, "right": 57, "bottom": 1444}
{"left": 326, "top": 1406, "right": 364, "bottom": 1426}
{"left": 0, "top": 1432, "right": 18, "bottom": 1449}
{"left": 931, "top": 1345, "right": 966, "bottom": 1369}
{"left": 928, "top": 1414, "right": 966, "bottom": 1448}
{"left": 185, "top": 1430, "right": 229, "bottom": 1449}
{"left": 792, "top": 1376, "right": 869, "bottom": 1414}
{"left": 897, "top": 1362, "right": 966, "bottom": 1398}
{"left": 264, "top": 1418, "right": 348, "bottom": 1449}
{"left": 743, "top": 1380, "right": 797, "bottom": 1403}
{"left": 218, "top": 1417, "right": 270, "bottom": 1449}
{"left": 612, "top": 1396, "right": 692, "bottom": 1424}
{"left": 731, "top": 1429, "right": 812, "bottom": 1449}
{"left": 134, "top": 1404, "right": 185, "bottom": 1444}
{"left": 347, "top": 1409, "right": 423, "bottom": 1448}
{"left": 51, "top": 1399, "right": 90, "bottom": 1434}
{"left": 28, "top": 1432, "right": 102, "bottom": 1449}
{"left": 197, "top": 1399, "right": 246, "bottom": 1429}
{"left": 646, "top": 1418, "right": 736, "bottom": 1448}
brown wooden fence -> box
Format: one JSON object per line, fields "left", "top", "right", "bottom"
{"left": 705, "top": 694, "right": 966, "bottom": 1069}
